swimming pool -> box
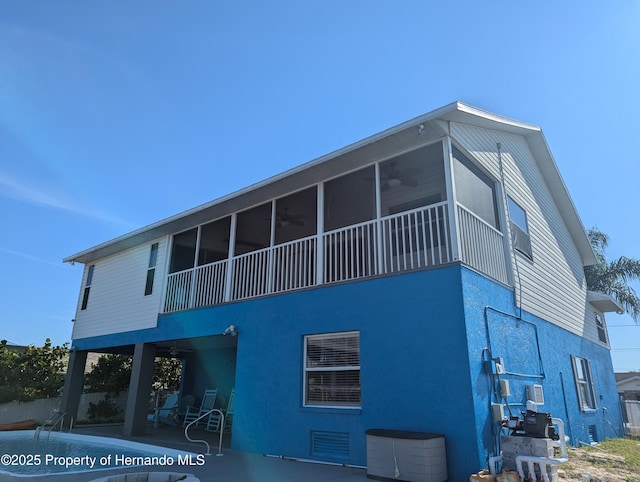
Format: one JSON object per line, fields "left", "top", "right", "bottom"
{"left": 0, "top": 430, "right": 203, "bottom": 477}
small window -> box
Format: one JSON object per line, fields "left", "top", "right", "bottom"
{"left": 507, "top": 197, "right": 533, "bottom": 259}
{"left": 81, "top": 265, "right": 95, "bottom": 310}
{"left": 572, "top": 355, "right": 597, "bottom": 410}
{"left": 595, "top": 313, "right": 607, "bottom": 343}
{"left": 304, "top": 331, "right": 361, "bottom": 408}
{"left": 144, "top": 243, "right": 159, "bottom": 296}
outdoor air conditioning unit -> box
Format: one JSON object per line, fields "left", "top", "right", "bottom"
{"left": 526, "top": 384, "right": 544, "bottom": 405}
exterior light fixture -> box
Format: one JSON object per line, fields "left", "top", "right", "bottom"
{"left": 223, "top": 325, "right": 238, "bottom": 336}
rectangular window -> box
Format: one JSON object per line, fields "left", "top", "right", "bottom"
{"left": 507, "top": 197, "right": 533, "bottom": 259}
{"left": 595, "top": 313, "right": 607, "bottom": 343}
{"left": 572, "top": 355, "right": 597, "bottom": 410}
{"left": 304, "top": 331, "right": 361, "bottom": 408}
{"left": 81, "top": 265, "right": 95, "bottom": 310}
{"left": 144, "top": 243, "right": 159, "bottom": 296}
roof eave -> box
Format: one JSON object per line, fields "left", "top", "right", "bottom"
{"left": 64, "top": 101, "right": 596, "bottom": 267}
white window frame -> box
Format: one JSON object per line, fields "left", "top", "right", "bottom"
{"left": 80, "top": 264, "right": 95, "bottom": 310}
{"left": 144, "top": 243, "right": 159, "bottom": 296}
{"left": 507, "top": 196, "right": 533, "bottom": 260}
{"left": 595, "top": 313, "right": 608, "bottom": 344}
{"left": 303, "top": 331, "right": 361, "bottom": 408}
{"left": 571, "top": 355, "right": 597, "bottom": 411}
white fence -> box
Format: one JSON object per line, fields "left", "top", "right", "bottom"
{"left": 0, "top": 392, "right": 128, "bottom": 425}
{"left": 624, "top": 400, "right": 640, "bottom": 436}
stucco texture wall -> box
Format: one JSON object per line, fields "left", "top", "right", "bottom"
{"left": 460, "top": 267, "right": 624, "bottom": 461}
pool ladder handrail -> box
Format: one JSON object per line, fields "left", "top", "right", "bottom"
{"left": 183, "top": 408, "right": 224, "bottom": 456}
{"left": 34, "top": 411, "right": 73, "bottom": 441}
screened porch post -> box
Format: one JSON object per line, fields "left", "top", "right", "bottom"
{"left": 316, "top": 182, "right": 324, "bottom": 286}
{"left": 188, "top": 225, "right": 202, "bottom": 309}
{"left": 443, "top": 135, "right": 460, "bottom": 261}
{"left": 267, "top": 199, "right": 276, "bottom": 294}
{"left": 374, "top": 161, "right": 383, "bottom": 275}
{"left": 223, "top": 213, "right": 237, "bottom": 302}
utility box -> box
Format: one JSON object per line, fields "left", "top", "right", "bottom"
{"left": 365, "top": 429, "right": 447, "bottom": 482}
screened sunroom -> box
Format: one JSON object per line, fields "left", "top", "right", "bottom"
{"left": 162, "top": 137, "right": 509, "bottom": 314}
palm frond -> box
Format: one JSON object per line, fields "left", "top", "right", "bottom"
{"left": 608, "top": 280, "right": 640, "bottom": 322}
{"left": 607, "top": 257, "right": 640, "bottom": 283}
{"left": 586, "top": 226, "right": 640, "bottom": 323}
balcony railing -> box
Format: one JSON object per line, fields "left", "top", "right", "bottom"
{"left": 163, "top": 202, "right": 507, "bottom": 313}
{"left": 457, "top": 204, "right": 509, "bottom": 285}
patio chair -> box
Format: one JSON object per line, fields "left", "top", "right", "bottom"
{"left": 176, "top": 394, "right": 195, "bottom": 424}
{"left": 147, "top": 393, "right": 179, "bottom": 428}
{"left": 182, "top": 388, "right": 218, "bottom": 427}
{"left": 206, "top": 388, "right": 234, "bottom": 433}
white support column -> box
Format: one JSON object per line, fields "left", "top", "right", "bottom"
{"left": 267, "top": 199, "right": 276, "bottom": 294}
{"left": 375, "top": 162, "right": 384, "bottom": 275}
{"left": 443, "top": 135, "right": 460, "bottom": 261}
{"left": 188, "top": 225, "right": 202, "bottom": 309}
{"left": 158, "top": 237, "right": 170, "bottom": 313}
{"left": 224, "top": 213, "right": 237, "bottom": 302}
{"left": 316, "top": 183, "right": 324, "bottom": 286}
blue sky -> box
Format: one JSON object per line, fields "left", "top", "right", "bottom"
{"left": 1, "top": 1, "right": 639, "bottom": 371}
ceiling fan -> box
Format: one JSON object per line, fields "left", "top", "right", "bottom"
{"left": 271, "top": 208, "right": 306, "bottom": 227}
{"left": 159, "top": 342, "right": 194, "bottom": 357}
{"left": 380, "top": 162, "right": 421, "bottom": 190}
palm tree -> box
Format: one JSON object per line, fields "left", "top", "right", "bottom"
{"left": 585, "top": 227, "right": 640, "bottom": 322}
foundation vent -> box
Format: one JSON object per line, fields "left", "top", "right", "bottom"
{"left": 311, "top": 430, "right": 350, "bottom": 458}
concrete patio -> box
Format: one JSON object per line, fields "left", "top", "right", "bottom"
{"left": 0, "top": 424, "right": 369, "bottom": 482}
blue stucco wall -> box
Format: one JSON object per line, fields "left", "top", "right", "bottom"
{"left": 73, "top": 265, "right": 483, "bottom": 480}
{"left": 460, "top": 267, "right": 624, "bottom": 463}
{"left": 225, "top": 266, "right": 482, "bottom": 481}
{"left": 72, "top": 264, "right": 624, "bottom": 481}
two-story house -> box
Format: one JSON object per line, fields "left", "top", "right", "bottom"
{"left": 61, "top": 102, "right": 623, "bottom": 480}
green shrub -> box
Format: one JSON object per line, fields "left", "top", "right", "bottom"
{"left": 0, "top": 386, "right": 20, "bottom": 404}
{"left": 87, "top": 396, "right": 123, "bottom": 423}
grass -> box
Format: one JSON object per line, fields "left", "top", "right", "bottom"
{"left": 594, "top": 437, "right": 640, "bottom": 471}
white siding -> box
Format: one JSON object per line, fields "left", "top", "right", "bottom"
{"left": 451, "top": 122, "right": 595, "bottom": 341}
{"left": 71, "top": 237, "right": 169, "bottom": 340}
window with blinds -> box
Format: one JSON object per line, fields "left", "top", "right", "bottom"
{"left": 304, "top": 331, "right": 361, "bottom": 408}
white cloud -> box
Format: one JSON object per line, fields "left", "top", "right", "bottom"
{"left": 0, "top": 246, "right": 63, "bottom": 268}
{"left": 0, "top": 170, "right": 132, "bottom": 227}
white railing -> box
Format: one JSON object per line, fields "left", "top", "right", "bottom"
{"left": 272, "top": 236, "right": 317, "bottom": 294}
{"left": 323, "top": 221, "right": 378, "bottom": 283}
{"left": 194, "top": 260, "right": 227, "bottom": 307}
{"left": 164, "top": 269, "right": 193, "bottom": 312}
{"left": 380, "top": 202, "right": 451, "bottom": 274}
{"left": 231, "top": 248, "right": 271, "bottom": 301}
{"left": 163, "top": 202, "right": 507, "bottom": 313}
{"left": 457, "top": 204, "right": 509, "bottom": 285}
